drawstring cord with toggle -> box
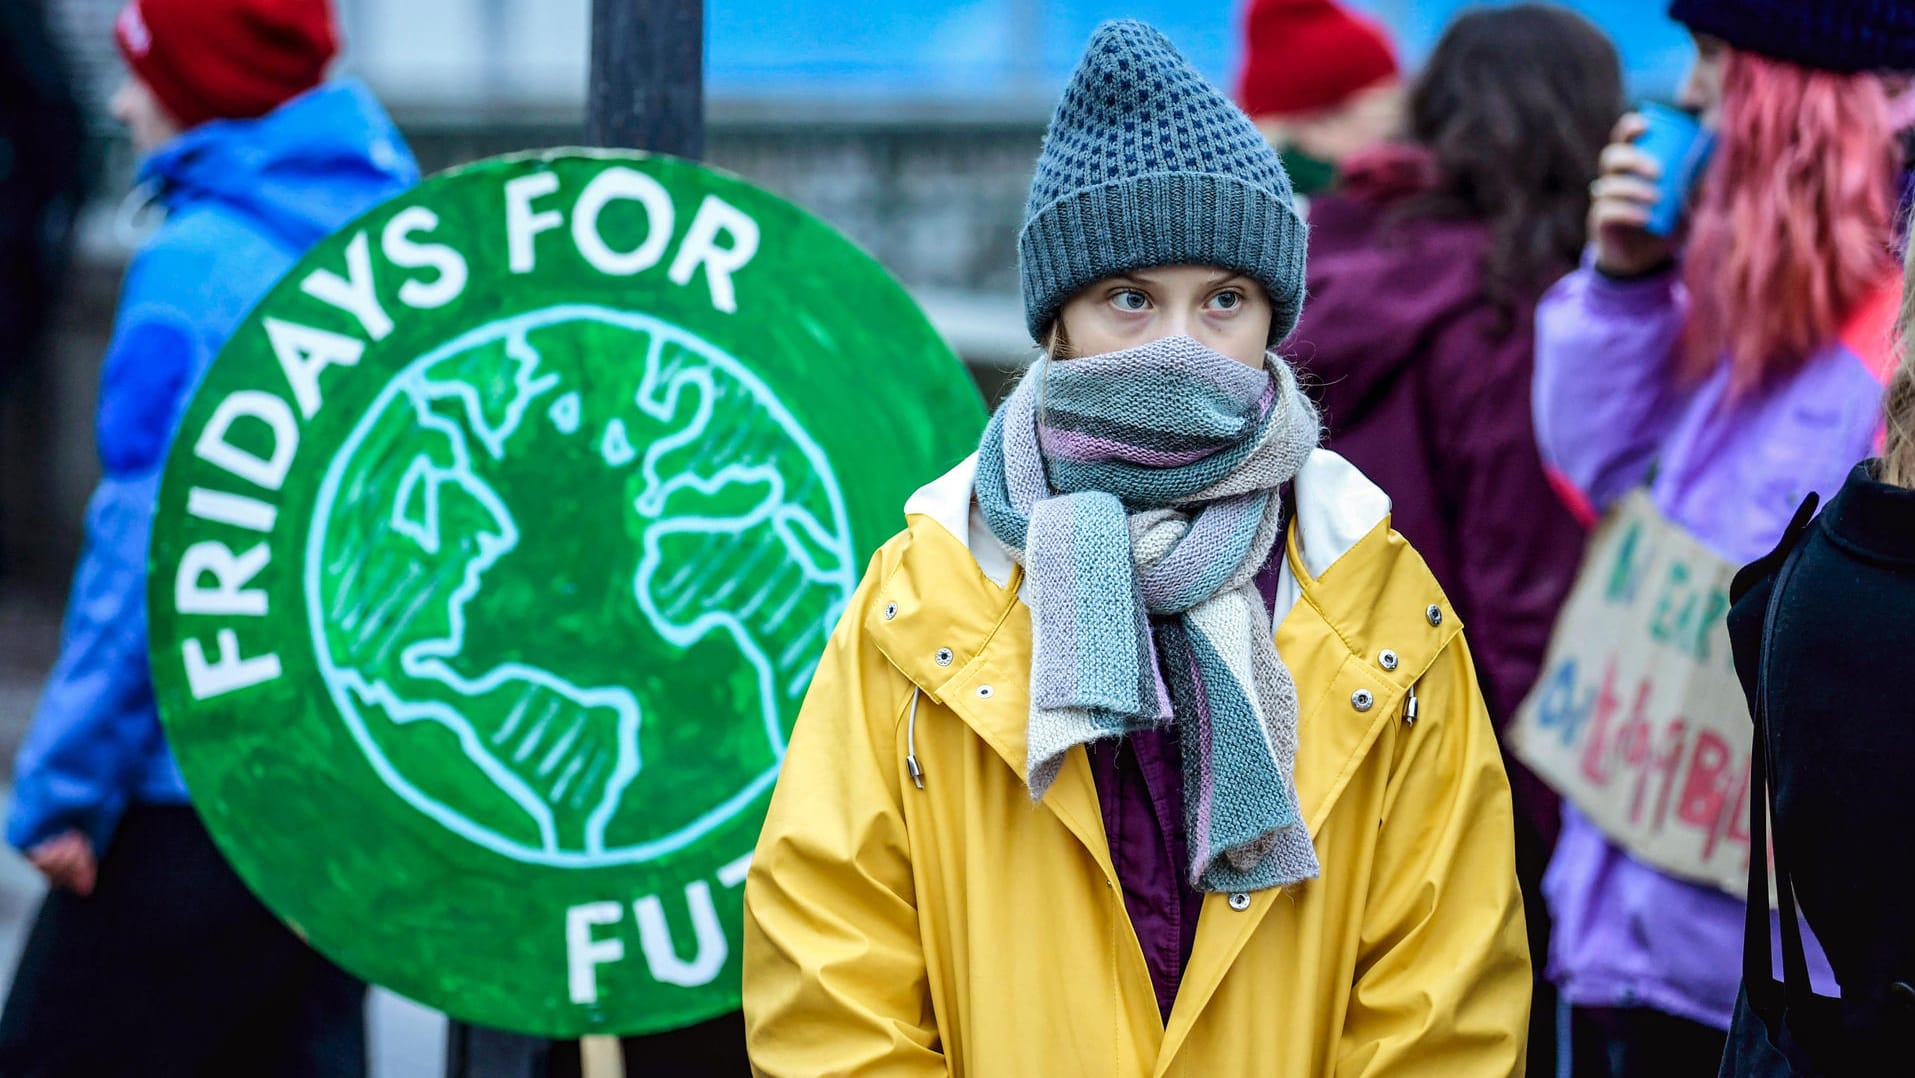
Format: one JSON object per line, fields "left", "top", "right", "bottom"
{"left": 906, "top": 688, "right": 925, "bottom": 789}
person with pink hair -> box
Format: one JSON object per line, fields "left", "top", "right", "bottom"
{"left": 1532, "top": 1, "right": 1915, "bottom": 1072}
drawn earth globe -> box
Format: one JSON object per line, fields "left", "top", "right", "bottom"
{"left": 307, "top": 305, "right": 856, "bottom": 867}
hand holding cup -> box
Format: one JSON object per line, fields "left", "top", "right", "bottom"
{"left": 1589, "top": 113, "right": 1679, "bottom": 278}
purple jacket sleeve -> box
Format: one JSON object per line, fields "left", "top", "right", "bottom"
{"left": 1531, "top": 260, "right": 1689, "bottom": 516}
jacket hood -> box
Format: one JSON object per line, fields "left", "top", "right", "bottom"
{"left": 902, "top": 446, "right": 1395, "bottom": 628}
{"left": 1287, "top": 145, "right": 1493, "bottom": 430}
{"left": 139, "top": 79, "right": 419, "bottom": 252}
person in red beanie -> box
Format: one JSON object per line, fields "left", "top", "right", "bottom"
{"left": 1236, "top": 0, "right": 1403, "bottom": 198}
{"left": 114, "top": 0, "right": 338, "bottom": 132}
{"left": 0, "top": 1, "right": 417, "bottom": 1074}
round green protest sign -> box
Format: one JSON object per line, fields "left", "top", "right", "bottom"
{"left": 147, "top": 150, "right": 984, "bottom": 1037}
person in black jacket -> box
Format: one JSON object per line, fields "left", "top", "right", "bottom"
{"left": 0, "top": 0, "right": 86, "bottom": 586}
{"left": 1721, "top": 227, "right": 1915, "bottom": 1072}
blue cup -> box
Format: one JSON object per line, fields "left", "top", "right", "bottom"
{"left": 1634, "top": 101, "right": 1715, "bottom": 238}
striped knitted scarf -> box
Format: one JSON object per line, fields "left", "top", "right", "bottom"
{"left": 974, "top": 335, "right": 1322, "bottom": 893}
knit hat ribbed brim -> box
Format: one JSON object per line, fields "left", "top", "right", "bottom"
{"left": 1667, "top": 0, "right": 1915, "bottom": 73}
{"left": 1018, "top": 20, "right": 1308, "bottom": 345}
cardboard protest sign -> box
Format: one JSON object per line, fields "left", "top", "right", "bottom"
{"left": 147, "top": 151, "right": 985, "bottom": 1037}
{"left": 1508, "top": 491, "right": 1760, "bottom": 899}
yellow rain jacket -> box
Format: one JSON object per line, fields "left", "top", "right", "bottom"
{"left": 743, "top": 449, "right": 1531, "bottom": 1076}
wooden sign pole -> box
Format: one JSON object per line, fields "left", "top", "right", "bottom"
{"left": 581, "top": 2, "right": 715, "bottom": 1072}
{"left": 446, "top": 2, "right": 714, "bottom": 1075}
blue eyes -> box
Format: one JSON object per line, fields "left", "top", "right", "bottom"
{"left": 1107, "top": 288, "right": 1246, "bottom": 313}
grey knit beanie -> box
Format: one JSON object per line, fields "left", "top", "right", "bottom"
{"left": 1019, "top": 19, "right": 1308, "bottom": 344}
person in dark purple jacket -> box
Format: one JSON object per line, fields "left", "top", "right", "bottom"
{"left": 1285, "top": 6, "right": 1621, "bottom": 1074}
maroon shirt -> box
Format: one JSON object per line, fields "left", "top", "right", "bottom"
{"left": 1088, "top": 545, "right": 1287, "bottom": 1021}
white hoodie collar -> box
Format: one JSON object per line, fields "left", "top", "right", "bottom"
{"left": 901, "top": 448, "right": 1391, "bottom": 617}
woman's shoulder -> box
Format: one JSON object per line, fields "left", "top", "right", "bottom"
{"left": 1315, "top": 146, "right": 1484, "bottom": 240}
{"left": 841, "top": 456, "right": 1019, "bottom": 638}
{"left": 1300, "top": 184, "right": 1496, "bottom": 351}
{"left": 1728, "top": 465, "right": 1915, "bottom": 689}
{"left": 1287, "top": 451, "right": 1463, "bottom": 672}
{"left": 1307, "top": 191, "right": 1488, "bottom": 265}
{"left": 130, "top": 204, "right": 293, "bottom": 316}
{"left": 1807, "top": 462, "right": 1915, "bottom": 570}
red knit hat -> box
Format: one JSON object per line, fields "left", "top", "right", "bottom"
{"left": 1236, "top": 0, "right": 1399, "bottom": 119}
{"left": 114, "top": 0, "right": 337, "bottom": 129}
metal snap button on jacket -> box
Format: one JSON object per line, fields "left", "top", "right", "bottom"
{"left": 934, "top": 648, "right": 954, "bottom": 667}
{"left": 1380, "top": 650, "right": 1399, "bottom": 671}
{"left": 1352, "top": 689, "right": 1374, "bottom": 712}
{"left": 1228, "top": 892, "right": 1251, "bottom": 911}
{"left": 1425, "top": 604, "right": 1443, "bottom": 626}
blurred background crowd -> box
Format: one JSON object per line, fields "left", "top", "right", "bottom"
{"left": 2, "top": 0, "right": 1908, "bottom": 1075}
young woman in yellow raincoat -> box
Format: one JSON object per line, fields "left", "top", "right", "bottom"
{"left": 743, "top": 20, "right": 1532, "bottom": 1076}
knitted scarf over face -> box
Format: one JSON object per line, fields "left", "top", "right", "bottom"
{"left": 974, "top": 335, "right": 1323, "bottom": 892}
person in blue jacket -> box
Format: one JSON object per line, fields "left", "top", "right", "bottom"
{"left": 0, "top": 1, "right": 418, "bottom": 1073}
